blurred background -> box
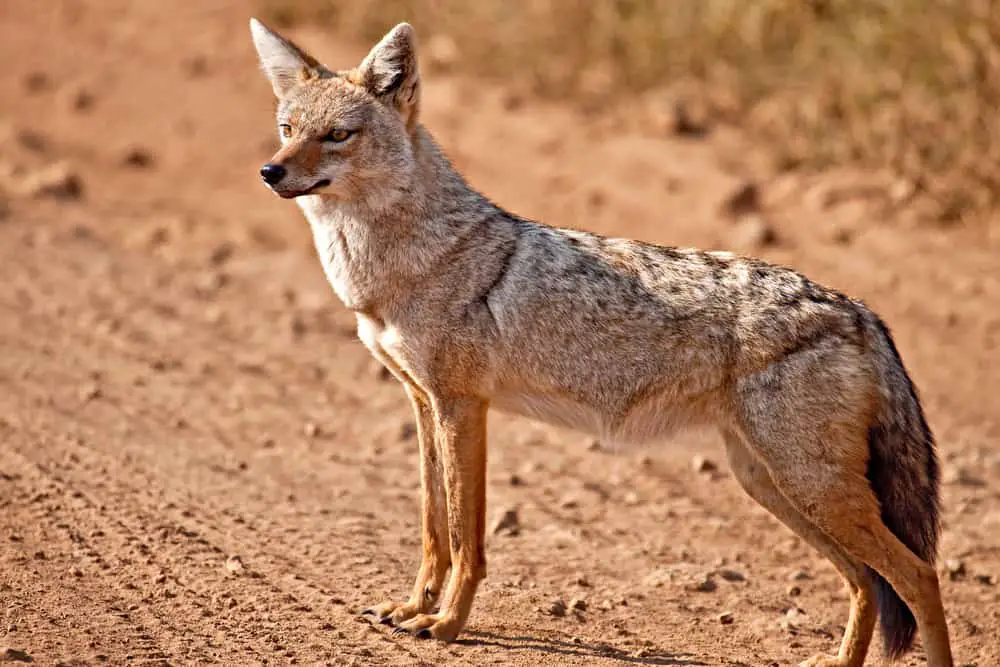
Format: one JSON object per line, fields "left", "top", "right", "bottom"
{"left": 266, "top": 0, "right": 1000, "bottom": 228}
{"left": 1, "top": 1, "right": 998, "bottom": 665}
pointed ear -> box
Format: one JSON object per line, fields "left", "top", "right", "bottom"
{"left": 357, "top": 23, "right": 421, "bottom": 126}
{"left": 249, "top": 18, "right": 330, "bottom": 98}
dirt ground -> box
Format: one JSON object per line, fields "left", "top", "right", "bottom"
{"left": 1, "top": 2, "right": 999, "bottom": 666}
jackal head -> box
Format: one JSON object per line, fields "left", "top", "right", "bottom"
{"left": 250, "top": 19, "right": 421, "bottom": 204}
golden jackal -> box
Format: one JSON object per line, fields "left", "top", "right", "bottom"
{"left": 250, "top": 19, "right": 954, "bottom": 667}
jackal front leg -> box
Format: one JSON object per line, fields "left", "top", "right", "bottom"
{"left": 393, "top": 396, "right": 488, "bottom": 642}
{"left": 362, "top": 386, "right": 451, "bottom": 626}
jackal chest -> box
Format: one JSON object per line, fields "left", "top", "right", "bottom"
{"left": 308, "top": 223, "right": 364, "bottom": 310}
{"left": 303, "top": 209, "right": 392, "bottom": 313}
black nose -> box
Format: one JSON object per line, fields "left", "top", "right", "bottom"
{"left": 260, "top": 163, "right": 286, "bottom": 186}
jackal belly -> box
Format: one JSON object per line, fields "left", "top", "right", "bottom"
{"left": 491, "top": 391, "right": 605, "bottom": 434}
{"left": 490, "top": 386, "right": 710, "bottom": 447}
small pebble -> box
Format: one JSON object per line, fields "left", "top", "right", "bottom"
{"left": 182, "top": 56, "right": 209, "bottom": 77}
{"left": 79, "top": 383, "right": 101, "bottom": 402}
{"left": 730, "top": 215, "right": 779, "bottom": 251}
{"left": 22, "top": 162, "right": 83, "bottom": 200}
{"left": 491, "top": 507, "right": 520, "bottom": 537}
{"left": 662, "top": 102, "right": 708, "bottom": 138}
{"left": 121, "top": 146, "right": 154, "bottom": 169}
{"left": 943, "top": 467, "right": 985, "bottom": 487}
{"left": 23, "top": 71, "right": 49, "bottom": 92}
{"left": 720, "top": 180, "right": 760, "bottom": 218}
{"left": 690, "top": 574, "right": 716, "bottom": 593}
{"left": 288, "top": 314, "right": 307, "bottom": 338}
{"left": 559, "top": 495, "right": 580, "bottom": 510}
{"left": 546, "top": 598, "right": 567, "bottom": 617}
{"left": 398, "top": 422, "right": 417, "bottom": 441}
{"left": 691, "top": 456, "right": 717, "bottom": 474}
{"left": 194, "top": 271, "right": 226, "bottom": 295}
{"left": 225, "top": 555, "right": 244, "bottom": 574}
{"left": 1, "top": 647, "right": 33, "bottom": 663}
{"left": 68, "top": 87, "right": 95, "bottom": 112}
{"left": 17, "top": 130, "right": 46, "bottom": 152}
{"left": 943, "top": 559, "right": 966, "bottom": 580}
{"left": 208, "top": 242, "right": 234, "bottom": 266}
{"left": 500, "top": 91, "right": 524, "bottom": 111}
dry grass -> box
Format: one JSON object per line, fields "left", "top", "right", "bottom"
{"left": 261, "top": 0, "right": 1000, "bottom": 226}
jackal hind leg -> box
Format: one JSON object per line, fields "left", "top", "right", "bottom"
{"left": 723, "top": 431, "right": 876, "bottom": 667}
{"left": 735, "top": 354, "right": 953, "bottom": 667}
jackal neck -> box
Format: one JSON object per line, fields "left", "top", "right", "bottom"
{"left": 295, "top": 125, "right": 497, "bottom": 315}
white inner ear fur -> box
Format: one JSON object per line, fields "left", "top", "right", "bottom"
{"left": 359, "top": 23, "right": 417, "bottom": 96}
{"left": 250, "top": 18, "right": 311, "bottom": 95}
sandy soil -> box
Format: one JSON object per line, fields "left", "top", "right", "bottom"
{"left": 1, "top": 2, "right": 999, "bottom": 665}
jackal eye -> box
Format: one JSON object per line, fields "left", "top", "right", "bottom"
{"left": 323, "top": 128, "right": 353, "bottom": 143}
{"left": 278, "top": 124, "right": 293, "bottom": 139}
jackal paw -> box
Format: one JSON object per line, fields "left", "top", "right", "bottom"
{"left": 359, "top": 600, "right": 423, "bottom": 627}
{"left": 799, "top": 655, "right": 846, "bottom": 667}
{"left": 390, "top": 613, "right": 461, "bottom": 642}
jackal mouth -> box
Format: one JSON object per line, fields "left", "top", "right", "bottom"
{"left": 276, "top": 179, "right": 331, "bottom": 199}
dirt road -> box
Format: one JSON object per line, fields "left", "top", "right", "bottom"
{"left": 1, "top": 2, "right": 998, "bottom": 665}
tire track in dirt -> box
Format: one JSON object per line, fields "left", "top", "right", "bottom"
{"left": 3, "top": 446, "right": 184, "bottom": 665}
{"left": 1, "top": 386, "right": 433, "bottom": 666}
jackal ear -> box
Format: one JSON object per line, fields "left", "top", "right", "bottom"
{"left": 358, "top": 23, "right": 421, "bottom": 126}
{"left": 250, "top": 18, "right": 331, "bottom": 97}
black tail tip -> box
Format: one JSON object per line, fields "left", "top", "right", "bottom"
{"left": 871, "top": 567, "right": 918, "bottom": 659}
